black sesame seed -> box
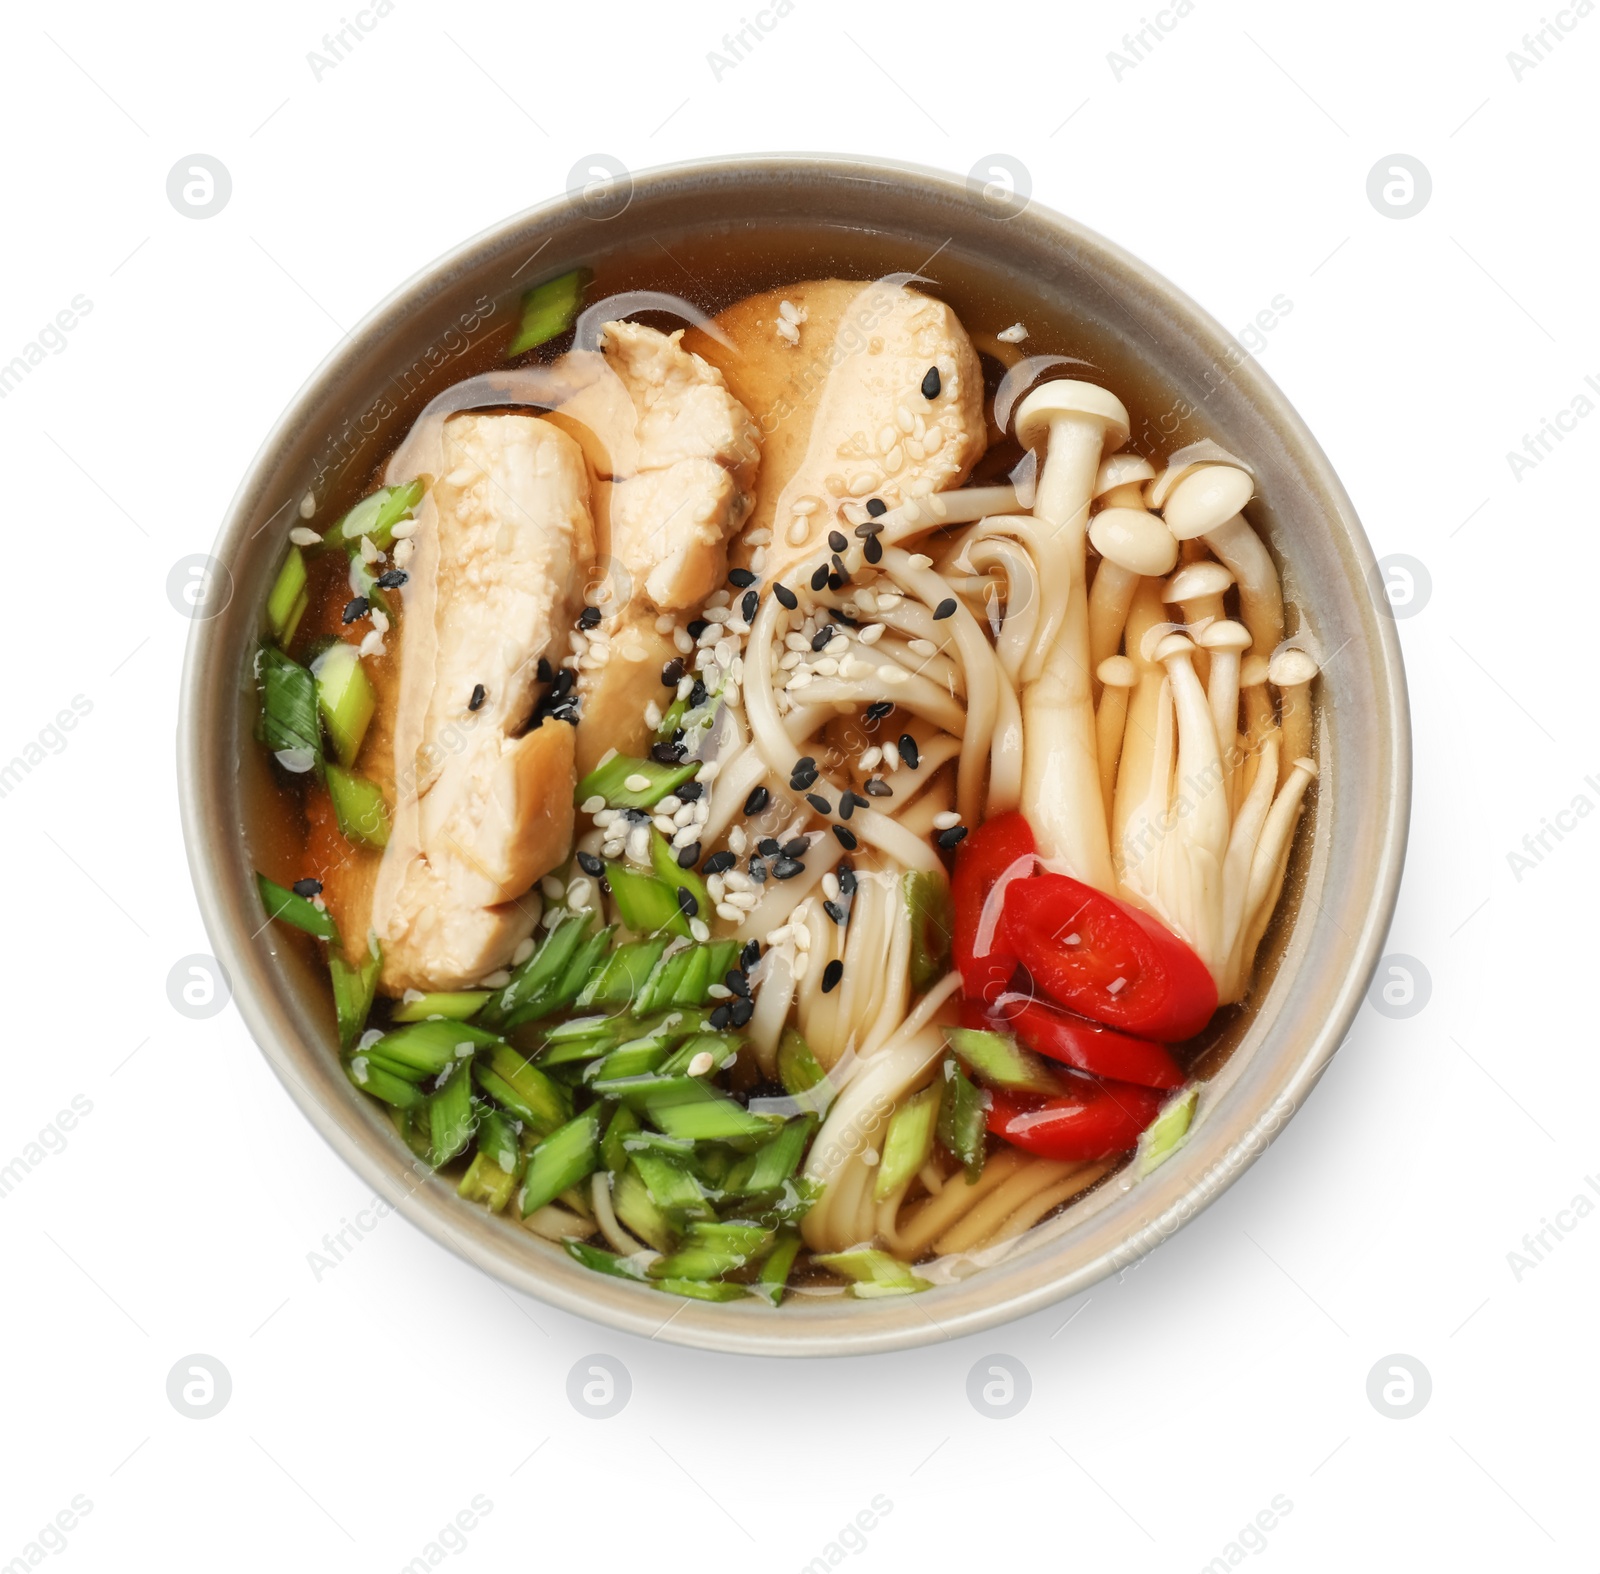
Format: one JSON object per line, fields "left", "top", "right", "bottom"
{"left": 740, "top": 939, "right": 761, "bottom": 971}
{"left": 805, "top": 792, "right": 832, "bottom": 815}
{"left": 651, "top": 741, "right": 685, "bottom": 765}
{"left": 774, "top": 583, "right": 798, "bottom": 610}
{"left": 744, "top": 785, "right": 770, "bottom": 815}
{"left": 341, "top": 596, "right": 369, "bottom": 624}
{"left": 749, "top": 857, "right": 769, "bottom": 882}
{"left": 676, "top": 886, "right": 699, "bottom": 918}
{"left": 687, "top": 618, "right": 710, "bottom": 639}
{"left": 821, "top": 959, "right": 844, "bottom": 993}
{"left": 703, "top": 851, "right": 736, "bottom": 875}
{"left": 725, "top": 969, "right": 750, "bottom": 999}
{"left": 791, "top": 768, "right": 819, "bottom": 792}
{"left": 865, "top": 701, "right": 894, "bottom": 723}
{"left": 709, "top": 1004, "right": 733, "bottom": 1030}
{"left": 866, "top": 497, "right": 888, "bottom": 518}
{"left": 577, "top": 851, "right": 605, "bottom": 877}
{"left": 537, "top": 657, "right": 553, "bottom": 684}
{"left": 729, "top": 997, "right": 754, "bottom": 1028}
{"left": 551, "top": 667, "right": 576, "bottom": 697}
{"left": 864, "top": 778, "right": 893, "bottom": 797}
{"left": 598, "top": 876, "right": 612, "bottom": 896}
{"left": 827, "top": 573, "right": 844, "bottom": 591}
{"left": 781, "top": 838, "right": 807, "bottom": 859}
{"left": 579, "top": 605, "right": 602, "bottom": 629}
{"left": 837, "top": 863, "right": 857, "bottom": 895}
{"left": 292, "top": 877, "right": 322, "bottom": 898}
{"left": 677, "top": 841, "right": 702, "bottom": 868}
{"left": 831, "top": 553, "right": 849, "bottom": 578}
{"left": 823, "top": 900, "right": 846, "bottom": 925}
{"left": 468, "top": 683, "right": 486, "bottom": 712}
{"left": 676, "top": 780, "right": 704, "bottom": 802}
{"left": 689, "top": 678, "right": 708, "bottom": 707}
{"left": 828, "top": 530, "right": 848, "bottom": 553}
{"left": 832, "top": 825, "right": 859, "bottom": 850}
{"left": 793, "top": 754, "right": 816, "bottom": 774}
{"left": 933, "top": 598, "right": 958, "bottom": 621}
{"left": 838, "top": 794, "right": 854, "bottom": 820}
{"left": 810, "top": 627, "right": 834, "bottom": 653}
{"left": 741, "top": 589, "right": 759, "bottom": 622}
{"left": 899, "top": 734, "right": 921, "bottom": 769}
{"left": 551, "top": 705, "right": 580, "bottom": 725}
{"left": 772, "top": 856, "right": 804, "bottom": 880}
{"left": 759, "top": 837, "right": 782, "bottom": 856}
{"left": 624, "top": 807, "right": 651, "bottom": 823}
{"left": 376, "top": 569, "right": 408, "bottom": 589}
{"left": 921, "top": 366, "right": 941, "bottom": 400}
{"left": 661, "top": 657, "right": 686, "bottom": 687}
{"left": 864, "top": 535, "right": 884, "bottom": 564}
{"left": 811, "top": 563, "right": 830, "bottom": 592}
{"left": 936, "top": 826, "right": 969, "bottom": 850}
{"left": 728, "top": 567, "right": 758, "bottom": 589}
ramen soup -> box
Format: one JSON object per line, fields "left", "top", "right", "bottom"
{"left": 248, "top": 232, "right": 1317, "bottom": 1304}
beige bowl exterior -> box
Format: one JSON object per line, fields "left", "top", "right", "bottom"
{"left": 178, "top": 155, "right": 1409, "bottom": 1357}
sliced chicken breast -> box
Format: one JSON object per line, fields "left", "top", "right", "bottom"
{"left": 550, "top": 321, "right": 761, "bottom": 774}
{"left": 686, "top": 278, "right": 987, "bottom": 584}
{"left": 368, "top": 412, "right": 595, "bottom": 992}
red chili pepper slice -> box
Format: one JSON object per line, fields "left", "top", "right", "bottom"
{"left": 1002, "top": 873, "right": 1217, "bottom": 1042}
{"left": 950, "top": 811, "right": 1036, "bottom": 1004}
{"left": 986, "top": 1080, "right": 1167, "bottom": 1162}
{"left": 970, "top": 995, "right": 1186, "bottom": 1090}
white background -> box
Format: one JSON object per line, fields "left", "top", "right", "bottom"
{"left": 1, "top": 0, "right": 1591, "bottom": 1568}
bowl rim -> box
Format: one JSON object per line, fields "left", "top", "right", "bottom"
{"left": 179, "top": 151, "right": 1410, "bottom": 1357}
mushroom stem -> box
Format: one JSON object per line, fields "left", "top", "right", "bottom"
{"left": 1089, "top": 561, "right": 1141, "bottom": 677}
{"left": 1234, "top": 758, "right": 1318, "bottom": 989}
{"left": 1269, "top": 647, "right": 1319, "bottom": 788}
{"left": 1198, "top": 620, "right": 1252, "bottom": 808}
{"left": 1095, "top": 655, "right": 1137, "bottom": 832}
{"left": 1203, "top": 514, "right": 1284, "bottom": 659}
{"left": 1014, "top": 382, "right": 1130, "bottom": 892}
{"left": 1110, "top": 579, "right": 1169, "bottom": 882}
{"left": 1216, "top": 734, "right": 1280, "bottom": 1002}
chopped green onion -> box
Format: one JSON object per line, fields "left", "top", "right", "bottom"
{"left": 904, "top": 870, "right": 954, "bottom": 991}
{"left": 641, "top": 1080, "right": 775, "bottom": 1143}
{"left": 937, "top": 1058, "right": 988, "bottom": 1182}
{"left": 944, "top": 1026, "right": 1062, "bottom": 1095}
{"left": 874, "top": 1085, "right": 939, "bottom": 1201}
{"left": 753, "top": 1227, "right": 803, "bottom": 1306}
{"left": 607, "top": 863, "right": 691, "bottom": 939}
{"left": 325, "top": 763, "right": 390, "bottom": 848}
{"left": 256, "top": 872, "right": 339, "bottom": 942}
{"left": 391, "top": 990, "right": 491, "bottom": 1022}
{"left": 265, "top": 546, "right": 308, "bottom": 647}
{"left": 519, "top": 1107, "right": 602, "bottom": 1217}
{"left": 727, "top": 1116, "right": 815, "bottom": 1194}
{"left": 654, "top": 1277, "right": 750, "bottom": 1303}
{"left": 649, "top": 1221, "right": 773, "bottom": 1281}
{"left": 476, "top": 1106, "right": 522, "bottom": 1174}
{"left": 563, "top": 1238, "right": 650, "bottom": 1280}
{"left": 813, "top": 1247, "right": 932, "bottom": 1297}
{"left": 257, "top": 647, "right": 323, "bottom": 773}
{"left": 476, "top": 1043, "right": 570, "bottom": 1135}
{"left": 345, "top": 1052, "right": 423, "bottom": 1108}
{"left": 477, "top": 912, "right": 592, "bottom": 1028}
{"left": 629, "top": 1149, "right": 713, "bottom": 1223}
{"left": 508, "top": 268, "right": 587, "bottom": 356}
{"left": 313, "top": 642, "right": 376, "bottom": 768}
{"left": 576, "top": 752, "right": 701, "bottom": 810}
{"left": 504, "top": 921, "right": 614, "bottom": 1029}
{"left": 778, "top": 1029, "right": 827, "bottom": 1098}
{"left": 651, "top": 830, "right": 708, "bottom": 932}
{"left": 601, "top": 1105, "right": 641, "bottom": 1175}
{"left": 1137, "top": 1086, "right": 1197, "bottom": 1176}
{"left": 369, "top": 1018, "right": 500, "bottom": 1077}
{"left": 427, "top": 1061, "right": 477, "bottom": 1166}
{"left": 613, "top": 1163, "right": 675, "bottom": 1249}
{"left": 578, "top": 936, "right": 670, "bottom": 1006}
{"left": 323, "top": 480, "right": 425, "bottom": 553}
{"left": 329, "top": 942, "right": 381, "bottom": 1049}
{"left": 458, "top": 1149, "right": 518, "bottom": 1212}
{"left": 635, "top": 941, "right": 695, "bottom": 1010}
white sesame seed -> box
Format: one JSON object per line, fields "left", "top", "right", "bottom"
{"left": 358, "top": 535, "right": 380, "bottom": 564}
{"left": 671, "top": 824, "right": 699, "bottom": 849}
{"left": 792, "top": 497, "right": 821, "bottom": 516}
{"left": 716, "top": 903, "right": 744, "bottom": 923}
{"left": 299, "top": 492, "right": 316, "bottom": 519}
{"left": 724, "top": 870, "right": 752, "bottom": 892}
{"left": 729, "top": 825, "right": 747, "bottom": 855}
{"left": 775, "top": 318, "right": 800, "bottom": 345}
{"left": 677, "top": 675, "right": 694, "bottom": 700}
{"left": 879, "top": 666, "right": 911, "bottom": 686}
{"left": 849, "top": 473, "right": 877, "bottom": 496}
{"left": 909, "top": 637, "right": 938, "bottom": 657}
{"left": 858, "top": 623, "right": 886, "bottom": 645}
{"left": 700, "top": 758, "right": 722, "bottom": 782}
{"left": 289, "top": 526, "right": 319, "bottom": 547}
{"left": 793, "top": 925, "right": 811, "bottom": 952}
{"left": 794, "top": 951, "right": 811, "bottom": 980}
{"left": 932, "top": 810, "right": 961, "bottom": 830}
{"left": 357, "top": 630, "right": 385, "bottom": 658}
{"left": 511, "top": 937, "right": 536, "bottom": 966}
{"left": 998, "top": 322, "right": 1029, "bottom": 343}
{"left": 479, "top": 970, "right": 512, "bottom": 988}
{"left": 687, "top": 1051, "right": 716, "bottom": 1077}
{"left": 390, "top": 517, "right": 418, "bottom": 540}
{"left": 601, "top": 839, "right": 625, "bottom": 859}
{"left": 592, "top": 806, "right": 617, "bottom": 826}
{"left": 787, "top": 518, "right": 810, "bottom": 546}
{"left": 908, "top": 553, "right": 933, "bottom": 570}
{"left": 825, "top": 635, "right": 850, "bottom": 656}
{"left": 673, "top": 804, "right": 695, "bottom": 828}
{"left": 788, "top": 671, "right": 813, "bottom": 690}
{"left": 567, "top": 878, "right": 595, "bottom": 911}
{"left": 654, "top": 614, "right": 675, "bottom": 634}
{"left": 653, "top": 814, "right": 676, "bottom": 836}
{"left": 813, "top": 658, "right": 839, "bottom": 677}
{"left": 673, "top": 628, "right": 694, "bottom": 654}
{"left": 393, "top": 538, "right": 415, "bottom": 567}
{"left": 540, "top": 875, "right": 565, "bottom": 900}
{"left": 623, "top": 773, "right": 651, "bottom": 792}
{"left": 884, "top": 741, "right": 902, "bottom": 769}
{"left": 370, "top": 609, "right": 390, "bottom": 636}
{"left": 860, "top": 746, "right": 882, "bottom": 770}
{"left": 689, "top": 917, "right": 710, "bottom": 943}
{"left": 822, "top": 873, "right": 841, "bottom": 902}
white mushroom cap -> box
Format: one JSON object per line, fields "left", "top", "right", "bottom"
{"left": 1097, "top": 654, "right": 1138, "bottom": 688}
{"left": 1268, "top": 647, "right": 1319, "bottom": 686}
{"left": 1240, "top": 654, "right": 1271, "bottom": 687}
{"left": 1094, "top": 453, "right": 1156, "bottom": 498}
{"left": 1146, "top": 439, "right": 1255, "bottom": 509}
{"left": 1139, "top": 621, "right": 1190, "bottom": 663}
{"left": 1162, "top": 560, "right": 1234, "bottom": 603}
{"left": 1088, "top": 506, "right": 1179, "bottom": 576}
{"left": 1197, "top": 619, "right": 1251, "bottom": 653}
{"left": 1162, "top": 465, "right": 1255, "bottom": 540}
{"left": 1015, "top": 380, "right": 1131, "bottom": 453}
{"left": 1153, "top": 631, "right": 1197, "bottom": 664}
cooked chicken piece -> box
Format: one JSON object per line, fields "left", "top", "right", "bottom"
{"left": 685, "top": 278, "right": 987, "bottom": 585}
{"left": 367, "top": 413, "right": 595, "bottom": 993}
{"left": 550, "top": 320, "right": 760, "bottom": 773}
